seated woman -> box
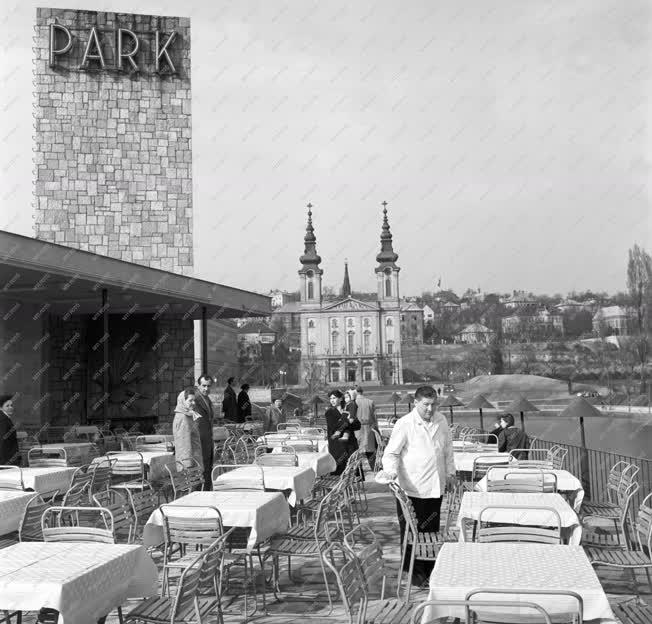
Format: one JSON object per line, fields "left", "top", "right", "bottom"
{"left": 497, "top": 413, "right": 529, "bottom": 459}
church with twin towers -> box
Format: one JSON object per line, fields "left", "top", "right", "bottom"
{"left": 296, "top": 203, "right": 404, "bottom": 386}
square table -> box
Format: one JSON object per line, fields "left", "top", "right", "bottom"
{"left": 0, "top": 491, "right": 36, "bottom": 536}
{"left": 456, "top": 492, "right": 582, "bottom": 545}
{"left": 0, "top": 542, "right": 158, "bottom": 624}
{"left": 423, "top": 543, "right": 616, "bottom": 623}
{"left": 92, "top": 451, "right": 176, "bottom": 482}
{"left": 292, "top": 451, "right": 337, "bottom": 477}
{"left": 475, "top": 467, "right": 585, "bottom": 511}
{"left": 213, "top": 465, "right": 316, "bottom": 505}
{"left": 0, "top": 466, "right": 75, "bottom": 497}
{"left": 143, "top": 490, "right": 291, "bottom": 550}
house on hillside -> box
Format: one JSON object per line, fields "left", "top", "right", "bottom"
{"left": 268, "top": 289, "right": 296, "bottom": 309}
{"left": 592, "top": 306, "right": 634, "bottom": 336}
{"left": 400, "top": 301, "right": 424, "bottom": 345}
{"left": 502, "top": 291, "right": 538, "bottom": 310}
{"left": 502, "top": 307, "right": 564, "bottom": 340}
{"left": 455, "top": 323, "right": 495, "bottom": 344}
{"left": 423, "top": 304, "right": 435, "bottom": 323}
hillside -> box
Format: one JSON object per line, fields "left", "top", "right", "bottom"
{"left": 458, "top": 374, "right": 572, "bottom": 401}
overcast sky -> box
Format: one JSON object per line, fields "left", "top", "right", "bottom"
{"left": 1, "top": 0, "right": 650, "bottom": 297}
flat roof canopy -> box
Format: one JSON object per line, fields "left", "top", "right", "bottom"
{"left": 0, "top": 230, "right": 270, "bottom": 319}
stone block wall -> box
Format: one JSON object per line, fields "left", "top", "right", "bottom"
{"left": 32, "top": 8, "right": 193, "bottom": 275}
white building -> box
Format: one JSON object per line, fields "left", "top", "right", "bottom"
{"left": 423, "top": 304, "right": 435, "bottom": 323}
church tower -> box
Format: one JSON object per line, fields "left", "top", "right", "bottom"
{"left": 340, "top": 261, "right": 352, "bottom": 298}
{"left": 375, "top": 202, "right": 400, "bottom": 303}
{"left": 298, "top": 204, "right": 323, "bottom": 308}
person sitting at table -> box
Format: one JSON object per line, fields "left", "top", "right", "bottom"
{"left": 264, "top": 397, "right": 285, "bottom": 432}
{"left": 326, "top": 390, "right": 361, "bottom": 476}
{"left": 497, "top": 413, "right": 529, "bottom": 459}
{"left": 487, "top": 418, "right": 502, "bottom": 444}
{"left": 0, "top": 393, "right": 20, "bottom": 466}
{"left": 173, "top": 388, "right": 204, "bottom": 474}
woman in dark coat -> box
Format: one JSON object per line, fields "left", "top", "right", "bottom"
{"left": 325, "top": 389, "right": 361, "bottom": 476}
{"left": 0, "top": 394, "right": 20, "bottom": 466}
{"left": 498, "top": 413, "right": 529, "bottom": 459}
{"left": 237, "top": 384, "right": 252, "bottom": 422}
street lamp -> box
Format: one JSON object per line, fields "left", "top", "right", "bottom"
{"left": 279, "top": 369, "right": 286, "bottom": 387}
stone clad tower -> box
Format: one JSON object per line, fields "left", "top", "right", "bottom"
{"left": 32, "top": 8, "right": 193, "bottom": 275}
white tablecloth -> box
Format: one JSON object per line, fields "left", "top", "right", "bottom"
{"left": 213, "top": 465, "right": 315, "bottom": 505}
{"left": 423, "top": 543, "right": 616, "bottom": 623}
{"left": 143, "top": 490, "right": 290, "bottom": 550}
{"left": 457, "top": 492, "right": 582, "bottom": 545}
{"left": 93, "top": 451, "right": 176, "bottom": 482}
{"left": 32, "top": 443, "right": 96, "bottom": 466}
{"left": 257, "top": 434, "right": 328, "bottom": 452}
{"left": 475, "top": 468, "right": 585, "bottom": 511}
{"left": 0, "top": 467, "right": 75, "bottom": 496}
{"left": 294, "top": 451, "right": 337, "bottom": 476}
{"left": 454, "top": 452, "right": 511, "bottom": 473}
{"left": 0, "top": 491, "right": 36, "bottom": 536}
{"left": 0, "top": 542, "right": 158, "bottom": 623}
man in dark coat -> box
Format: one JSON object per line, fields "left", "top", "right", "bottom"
{"left": 194, "top": 375, "right": 216, "bottom": 490}
{"left": 237, "top": 384, "right": 252, "bottom": 422}
{"left": 0, "top": 394, "right": 20, "bottom": 466}
{"left": 222, "top": 377, "right": 239, "bottom": 423}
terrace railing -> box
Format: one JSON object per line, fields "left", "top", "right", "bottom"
{"left": 533, "top": 438, "right": 652, "bottom": 509}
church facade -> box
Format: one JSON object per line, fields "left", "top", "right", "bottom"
{"left": 296, "top": 204, "right": 404, "bottom": 386}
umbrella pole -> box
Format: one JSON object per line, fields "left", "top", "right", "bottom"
{"left": 579, "top": 415, "right": 591, "bottom": 499}
{"left": 520, "top": 411, "right": 525, "bottom": 431}
{"left": 449, "top": 405, "right": 454, "bottom": 425}
{"left": 393, "top": 400, "right": 397, "bottom": 420}
{"left": 479, "top": 408, "right": 484, "bottom": 431}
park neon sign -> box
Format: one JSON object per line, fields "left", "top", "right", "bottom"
{"left": 48, "top": 24, "right": 178, "bottom": 74}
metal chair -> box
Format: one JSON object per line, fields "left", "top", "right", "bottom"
{"left": 124, "top": 486, "right": 160, "bottom": 543}
{"left": 0, "top": 465, "right": 24, "bottom": 490}
{"left": 107, "top": 451, "right": 148, "bottom": 491}
{"left": 211, "top": 464, "right": 265, "bottom": 491}
{"left": 410, "top": 599, "right": 554, "bottom": 624}
{"left": 180, "top": 458, "right": 205, "bottom": 492}
{"left": 165, "top": 462, "right": 193, "bottom": 501}
{"left": 476, "top": 505, "right": 562, "bottom": 544}
{"left": 255, "top": 451, "right": 299, "bottom": 467}
{"left": 508, "top": 448, "right": 553, "bottom": 469}
{"left": 372, "top": 429, "right": 385, "bottom": 473}
{"left": 92, "top": 489, "right": 135, "bottom": 543}
{"left": 27, "top": 447, "right": 68, "bottom": 467}
{"left": 282, "top": 439, "right": 316, "bottom": 453}
{"left": 125, "top": 538, "right": 226, "bottom": 624}
{"left": 389, "top": 481, "right": 452, "bottom": 601}
{"left": 18, "top": 493, "right": 52, "bottom": 542}
{"left": 41, "top": 505, "right": 115, "bottom": 543}
{"left": 89, "top": 458, "right": 114, "bottom": 498}
{"left": 586, "top": 491, "right": 652, "bottom": 593}
{"left": 62, "top": 481, "right": 91, "bottom": 507}
{"left": 485, "top": 467, "right": 557, "bottom": 493}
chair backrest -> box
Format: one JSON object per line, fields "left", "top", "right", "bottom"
{"left": 170, "top": 549, "right": 207, "bottom": 623}
{"left": 90, "top": 458, "right": 114, "bottom": 495}
{"left": 550, "top": 446, "right": 568, "bottom": 470}
{"left": 125, "top": 486, "right": 159, "bottom": 535}
{"left": 63, "top": 481, "right": 91, "bottom": 507}
{"left": 41, "top": 505, "right": 115, "bottom": 543}
{"left": 321, "top": 541, "right": 367, "bottom": 623}
{"left": 616, "top": 480, "right": 641, "bottom": 516}
{"left": 211, "top": 464, "right": 266, "bottom": 491}
{"left": 300, "top": 427, "right": 324, "bottom": 436}
{"left": 92, "top": 489, "right": 135, "bottom": 543}
{"left": 389, "top": 481, "right": 419, "bottom": 538}
{"left": 485, "top": 468, "right": 557, "bottom": 493}
{"left": 410, "top": 599, "right": 556, "bottom": 624}
{"left": 633, "top": 491, "right": 652, "bottom": 555}
{"left": 472, "top": 456, "right": 510, "bottom": 482}
{"left": 166, "top": 462, "right": 191, "bottom": 501}
{"left": 181, "top": 458, "right": 204, "bottom": 491}
{"left": 477, "top": 505, "right": 562, "bottom": 545}
{"left": 343, "top": 523, "right": 388, "bottom": 600}
{"left": 0, "top": 465, "right": 24, "bottom": 490}
{"left": 70, "top": 464, "right": 94, "bottom": 490}
{"left": 372, "top": 430, "right": 385, "bottom": 472}
{"left": 107, "top": 452, "right": 145, "bottom": 486}
{"left": 161, "top": 504, "right": 224, "bottom": 552}
{"left": 255, "top": 453, "right": 298, "bottom": 467}
{"left": 277, "top": 423, "right": 300, "bottom": 432}
{"left": 19, "top": 493, "right": 50, "bottom": 542}
{"left": 28, "top": 447, "right": 68, "bottom": 467}
{"left": 283, "top": 439, "right": 316, "bottom": 453}
{"left": 465, "top": 588, "right": 583, "bottom": 624}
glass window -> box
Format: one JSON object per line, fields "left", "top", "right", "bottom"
{"left": 363, "top": 331, "right": 370, "bottom": 354}
{"left": 387, "top": 341, "right": 394, "bottom": 355}
{"left": 385, "top": 278, "right": 392, "bottom": 297}
{"left": 386, "top": 318, "right": 393, "bottom": 327}
{"left": 331, "top": 331, "right": 339, "bottom": 353}
{"left": 347, "top": 331, "right": 355, "bottom": 354}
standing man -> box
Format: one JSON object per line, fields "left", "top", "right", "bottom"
{"left": 222, "top": 377, "right": 239, "bottom": 423}
{"left": 383, "top": 385, "right": 455, "bottom": 587}
{"left": 352, "top": 386, "right": 379, "bottom": 472}
{"left": 264, "top": 397, "right": 284, "bottom": 433}
{"left": 194, "top": 375, "right": 215, "bottom": 491}
{"left": 237, "top": 383, "right": 252, "bottom": 422}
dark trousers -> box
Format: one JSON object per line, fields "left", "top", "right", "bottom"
{"left": 202, "top": 446, "right": 214, "bottom": 491}
{"left": 365, "top": 450, "right": 377, "bottom": 470}
{"left": 396, "top": 495, "right": 443, "bottom": 579}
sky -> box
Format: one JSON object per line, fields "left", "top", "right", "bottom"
{"left": 0, "top": 0, "right": 650, "bottom": 298}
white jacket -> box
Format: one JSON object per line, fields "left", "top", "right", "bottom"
{"left": 383, "top": 408, "right": 455, "bottom": 499}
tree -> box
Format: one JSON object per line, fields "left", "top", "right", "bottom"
{"left": 563, "top": 310, "right": 593, "bottom": 338}
{"left": 517, "top": 344, "right": 538, "bottom": 374}
{"left": 489, "top": 338, "right": 504, "bottom": 374}
{"left": 626, "top": 244, "right": 652, "bottom": 392}
{"left": 460, "top": 347, "right": 490, "bottom": 378}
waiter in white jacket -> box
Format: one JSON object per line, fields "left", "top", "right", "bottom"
{"left": 383, "top": 385, "right": 456, "bottom": 585}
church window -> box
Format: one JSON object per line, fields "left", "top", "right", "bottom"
{"left": 308, "top": 342, "right": 316, "bottom": 357}
{"left": 347, "top": 318, "right": 354, "bottom": 328}
{"left": 386, "top": 318, "right": 393, "bottom": 327}
{"left": 307, "top": 280, "right": 314, "bottom": 299}
{"left": 347, "top": 331, "right": 355, "bottom": 354}
{"left": 331, "top": 318, "right": 338, "bottom": 329}
{"left": 363, "top": 361, "right": 373, "bottom": 381}
{"left": 330, "top": 361, "right": 340, "bottom": 383}
{"left": 385, "top": 278, "right": 392, "bottom": 297}
{"left": 387, "top": 340, "right": 394, "bottom": 355}
{"left": 363, "top": 330, "right": 371, "bottom": 353}
{"left": 308, "top": 319, "right": 315, "bottom": 329}
{"left": 331, "top": 331, "right": 339, "bottom": 353}
{"left": 363, "top": 317, "right": 370, "bottom": 328}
